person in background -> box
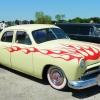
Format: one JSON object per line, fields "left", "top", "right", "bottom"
{"left": 1, "top": 21, "right": 6, "bottom": 30}
{"left": 0, "top": 22, "right": 2, "bottom": 32}
{"left": 90, "top": 20, "right": 94, "bottom": 23}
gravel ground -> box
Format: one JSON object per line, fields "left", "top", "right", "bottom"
{"left": 0, "top": 65, "right": 100, "bottom": 100}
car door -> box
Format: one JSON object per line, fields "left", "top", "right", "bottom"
{"left": 11, "top": 30, "right": 34, "bottom": 75}
{"left": 0, "top": 31, "right": 14, "bottom": 67}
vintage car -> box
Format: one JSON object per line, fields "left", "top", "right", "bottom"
{"left": 0, "top": 24, "right": 100, "bottom": 90}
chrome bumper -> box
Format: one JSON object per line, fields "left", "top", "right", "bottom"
{"left": 68, "top": 74, "right": 100, "bottom": 90}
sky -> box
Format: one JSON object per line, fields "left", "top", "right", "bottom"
{"left": 0, "top": 0, "right": 100, "bottom": 22}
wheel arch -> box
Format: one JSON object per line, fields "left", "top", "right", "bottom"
{"left": 42, "top": 64, "right": 67, "bottom": 80}
{"left": 42, "top": 64, "right": 52, "bottom": 80}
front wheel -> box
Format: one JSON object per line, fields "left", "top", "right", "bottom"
{"left": 47, "top": 66, "right": 68, "bottom": 90}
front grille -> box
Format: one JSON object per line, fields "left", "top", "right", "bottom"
{"left": 84, "top": 66, "right": 100, "bottom": 76}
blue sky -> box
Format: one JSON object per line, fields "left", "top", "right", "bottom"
{"left": 0, "top": 0, "right": 99, "bottom": 22}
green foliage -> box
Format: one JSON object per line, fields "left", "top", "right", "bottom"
{"left": 15, "top": 20, "right": 19, "bottom": 25}
{"left": 68, "top": 17, "right": 90, "bottom": 23}
{"left": 55, "top": 14, "right": 66, "bottom": 23}
{"left": 6, "top": 21, "right": 12, "bottom": 26}
{"left": 30, "top": 20, "right": 34, "bottom": 24}
{"left": 55, "top": 14, "right": 61, "bottom": 21}
{"left": 69, "top": 17, "right": 82, "bottom": 23}
{"left": 81, "top": 18, "right": 90, "bottom": 23}
{"left": 90, "top": 17, "right": 100, "bottom": 23}
{"left": 3, "top": 12, "right": 100, "bottom": 25}
{"left": 22, "top": 20, "right": 28, "bottom": 24}
{"left": 34, "top": 11, "right": 52, "bottom": 24}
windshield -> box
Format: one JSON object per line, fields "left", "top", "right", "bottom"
{"left": 32, "top": 28, "right": 69, "bottom": 44}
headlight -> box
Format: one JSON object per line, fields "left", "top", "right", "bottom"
{"left": 79, "top": 59, "right": 85, "bottom": 68}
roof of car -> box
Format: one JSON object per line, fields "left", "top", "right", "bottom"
{"left": 56, "top": 23, "right": 100, "bottom": 27}
{"left": 4, "top": 24, "right": 59, "bottom": 31}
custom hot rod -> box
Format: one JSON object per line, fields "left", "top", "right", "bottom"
{"left": 0, "top": 24, "right": 100, "bottom": 90}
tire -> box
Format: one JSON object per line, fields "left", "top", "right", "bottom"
{"left": 47, "top": 66, "right": 68, "bottom": 90}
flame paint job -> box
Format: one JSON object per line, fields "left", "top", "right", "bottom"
{"left": 4, "top": 44, "right": 100, "bottom": 62}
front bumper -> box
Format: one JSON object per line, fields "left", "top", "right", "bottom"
{"left": 68, "top": 73, "right": 100, "bottom": 90}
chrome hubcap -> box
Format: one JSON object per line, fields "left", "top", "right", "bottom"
{"left": 50, "top": 69, "right": 64, "bottom": 86}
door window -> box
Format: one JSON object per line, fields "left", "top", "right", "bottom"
{"left": 1, "top": 31, "right": 13, "bottom": 42}
{"left": 16, "top": 31, "right": 32, "bottom": 45}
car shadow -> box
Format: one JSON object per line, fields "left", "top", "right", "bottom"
{"left": 63, "top": 84, "right": 100, "bottom": 99}
{"left": 0, "top": 65, "right": 49, "bottom": 85}
{"left": 1, "top": 65, "right": 100, "bottom": 99}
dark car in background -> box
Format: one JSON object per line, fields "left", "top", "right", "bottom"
{"left": 56, "top": 23, "right": 100, "bottom": 43}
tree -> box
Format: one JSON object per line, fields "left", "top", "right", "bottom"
{"left": 61, "top": 14, "right": 65, "bottom": 20}
{"left": 6, "top": 21, "right": 12, "bottom": 26}
{"left": 82, "top": 18, "right": 90, "bottom": 23}
{"left": 11, "top": 21, "right": 16, "bottom": 26}
{"left": 90, "top": 17, "right": 100, "bottom": 23}
{"left": 55, "top": 14, "right": 61, "bottom": 21}
{"left": 71, "top": 17, "right": 82, "bottom": 23}
{"left": 30, "top": 20, "right": 34, "bottom": 24}
{"left": 35, "top": 12, "right": 44, "bottom": 19}
{"left": 15, "top": 20, "right": 19, "bottom": 25}
{"left": 34, "top": 11, "right": 52, "bottom": 24}
{"left": 68, "top": 18, "right": 90, "bottom": 23}
{"left": 68, "top": 19, "right": 72, "bottom": 23}
{"left": 55, "top": 14, "right": 66, "bottom": 23}
{"left": 22, "top": 20, "right": 28, "bottom": 24}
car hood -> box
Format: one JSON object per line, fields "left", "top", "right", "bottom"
{"left": 36, "top": 39, "right": 100, "bottom": 66}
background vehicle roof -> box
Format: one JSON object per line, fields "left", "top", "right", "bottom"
{"left": 56, "top": 23, "right": 100, "bottom": 27}
{"left": 4, "top": 24, "right": 59, "bottom": 31}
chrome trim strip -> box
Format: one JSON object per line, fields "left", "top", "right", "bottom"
{"left": 84, "top": 69, "right": 100, "bottom": 76}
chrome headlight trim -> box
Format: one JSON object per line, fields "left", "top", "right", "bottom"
{"left": 79, "top": 59, "right": 85, "bottom": 68}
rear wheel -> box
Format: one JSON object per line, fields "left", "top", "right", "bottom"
{"left": 47, "top": 66, "right": 68, "bottom": 90}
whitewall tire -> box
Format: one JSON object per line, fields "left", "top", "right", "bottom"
{"left": 47, "top": 66, "right": 68, "bottom": 90}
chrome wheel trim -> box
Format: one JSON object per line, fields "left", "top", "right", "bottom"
{"left": 50, "top": 68, "right": 64, "bottom": 86}
{"left": 47, "top": 66, "right": 67, "bottom": 90}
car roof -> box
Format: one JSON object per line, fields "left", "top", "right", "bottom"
{"left": 56, "top": 23, "right": 100, "bottom": 27}
{"left": 4, "top": 24, "right": 59, "bottom": 31}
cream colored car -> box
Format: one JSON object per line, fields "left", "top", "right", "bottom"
{"left": 0, "top": 24, "right": 100, "bottom": 90}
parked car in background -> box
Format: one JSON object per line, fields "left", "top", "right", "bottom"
{"left": 0, "top": 24, "right": 100, "bottom": 90}
{"left": 56, "top": 23, "right": 100, "bottom": 43}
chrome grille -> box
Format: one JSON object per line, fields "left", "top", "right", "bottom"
{"left": 84, "top": 66, "right": 100, "bottom": 76}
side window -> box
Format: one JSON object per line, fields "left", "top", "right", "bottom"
{"left": 1, "top": 31, "right": 13, "bottom": 42}
{"left": 78, "top": 26, "right": 92, "bottom": 35}
{"left": 16, "top": 31, "right": 32, "bottom": 45}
